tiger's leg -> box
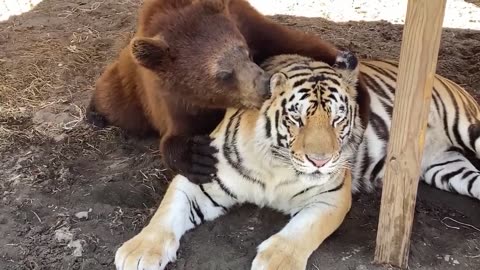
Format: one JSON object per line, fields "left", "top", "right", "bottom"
{"left": 422, "top": 148, "right": 480, "bottom": 200}
{"left": 115, "top": 175, "right": 237, "bottom": 270}
{"left": 251, "top": 172, "right": 352, "bottom": 270}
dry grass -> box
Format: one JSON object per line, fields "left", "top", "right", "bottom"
{"left": 0, "top": 0, "right": 137, "bottom": 152}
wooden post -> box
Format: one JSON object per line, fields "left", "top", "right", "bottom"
{"left": 374, "top": 0, "right": 446, "bottom": 268}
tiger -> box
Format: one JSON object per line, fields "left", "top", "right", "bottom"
{"left": 114, "top": 51, "right": 364, "bottom": 270}
{"left": 114, "top": 53, "right": 480, "bottom": 270}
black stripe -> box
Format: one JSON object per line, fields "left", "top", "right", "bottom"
{"left": 188, "top": 198, "right": 198, "bottom": 226}
{"left": 191, "top": 198, "right": 205, "bottom": 223}
{"left": 230, "top": 111, "right": 243, "bottom": 162}
{"left": 287, "top": 65, "right": 310, "bottom": 72}
{"left": 369, "top": 112, "right": 389, "bottom": 141}
{"left": 362, "top": 62, "right": 397, "bottom": 82}
{"left": 434, "top": 87, "right": 454, "bottom": 145}
{"left": 275, "top": 109, "right": 287, "bottom": 147}
{"left": 311, "top": 71, "right": 338, "bottom": 78}
{"left": 291, "top": 200, "right": 335, "bottom": 217}
{"left": 425, "top": 159, "right": 464, "bottom": 172}
{"left": 431, "top": 90, "right": 440, "bottom": 117}
{"left": 430, "top": 169, "right": 442, "bottom": 187}
{"left": 468, "top": 123, "right": 480, "bottom": 154}
{"left": 360, "top": 141, "right": 371, "bottom": 181}
{"left": 373, "top": 74, "right": 396, "bottom": 95}
{"left": 316, "top": 76, "right": 339, "bottom": 86}
{"left": 291, "top": 186, "right": 318, "bottom": 199}
{"left": 370, "top": 156, "right": 386, "bottom": 184}
{"left": 440, "top": 167, "right": 466, "bottom": 186}
{"left": 263, "top": 102, "right": 273, "bottom": 139}
{"left": 200, "top": 184, "right": 227, "bottom": 211}
{"left": 361, "top": 72, "right": 391, "bottom": 102}
{"left": 454, "top": 85, "right": 474, "bottom": 123}
{"left": 265, "top": 116, "right": 272, "bottom": 138}
{"left": 462, "top": 170, "right": 476, "bottom": 180}
{"left": 375, "top": 59, "right": 399, "bottom": 69}
{"left": 301, "top": 180, "right": 346, "bottom": 203}
{"left": 379, "top": 98, "right": 393, "bottom": 118}
{"left": 289, "top": 72, "right": 311, "bottom": 79}
{"left": 447, "top": 182, "right": 459, "bottom": 194}
{"left": 213, "top": 176, "right": 238, "bottom": 200}
{"left": 328, "top": 88, "right": 339, "bottom": 96}
{"left": 439, "top": 79, "right": 470, "bottom": 152}
{"left": 446, "top": 146, "right": 465, "bottom": 154}
{"left": 467, "top": 173, "right": 477, "bottom": 197}
{"left": 445, "top": 78, "right": 477, "bottom": 122}
{"left": 323, "top": 180, "right": 345, "bottom": 193}
{"left": 293, "top": 79, "right": 308, "bottom": 88}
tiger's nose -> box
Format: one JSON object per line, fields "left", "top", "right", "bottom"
{"left": 305, "top": 154, "right": 331, "bottom": 168}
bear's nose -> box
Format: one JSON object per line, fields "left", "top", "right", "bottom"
{"left": 305, "top": 154, "right": 331, "bottom": 168}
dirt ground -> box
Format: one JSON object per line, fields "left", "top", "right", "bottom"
{"left": 0, "top": 0, "right": 480, "bottom": 270}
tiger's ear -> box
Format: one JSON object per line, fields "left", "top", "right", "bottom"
{"left": 269, "top": 72, "right": 288, "bottom": 97}
{"left": 333, "top": 50, "right": 359, "bottom": 88}
{"left": 130, "top": 35, "right": 173, "bottom": 70}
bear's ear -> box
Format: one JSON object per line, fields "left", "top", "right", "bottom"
{"left": 196, "top": 0, "right": 230, "bottom": 13}
{"left": 131, "top": 36, "right": 172, "bottom": 70}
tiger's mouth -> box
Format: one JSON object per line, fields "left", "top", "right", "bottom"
{"left": 290, "top": 153, "right": 342, "bottom": 176}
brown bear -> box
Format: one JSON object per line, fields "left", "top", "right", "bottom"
{"left": 86, "top": 0, "right": 342, "bottom": 182}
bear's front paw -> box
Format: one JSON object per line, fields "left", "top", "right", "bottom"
{"left": 162, "top": 135, "right": 218, "bottom": 183}
{"left": 251, "top": 236, "right": 308, "bottom": 270}
{"left": 184, "top": 135, "right": 219, "bottom": 184}
{"left": 115, "top": 228, "right": 179, "bottom": 270}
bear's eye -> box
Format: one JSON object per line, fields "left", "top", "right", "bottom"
{"left": 217, "top": 70, "right": 234, "bottom": 82}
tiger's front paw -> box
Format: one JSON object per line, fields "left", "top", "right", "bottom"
{"left": 251, "top": 236, "right": 308, "bottom": 270}
{"left": 115, "top": 228, "right": 179, "bottom": 270}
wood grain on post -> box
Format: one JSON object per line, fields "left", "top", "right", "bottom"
{"left": 374, "top": 0, "right": 446, "bottom": 268}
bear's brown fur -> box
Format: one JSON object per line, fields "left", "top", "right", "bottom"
{"left": 86, "top": 0, "right": 345, "bottom": 180}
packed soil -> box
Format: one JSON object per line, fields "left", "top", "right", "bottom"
{"left": 1, "top": 1, "right": 479, "bottom": 270}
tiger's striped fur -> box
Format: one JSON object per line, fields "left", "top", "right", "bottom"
{"left": 356, "top": 59, "right": 480, "bottom": 199}
{"left": 114, "top": 55, "right": 480, "bottom": 270}
{"left": 115, "top": 52, "right": 362, "bottom": 270}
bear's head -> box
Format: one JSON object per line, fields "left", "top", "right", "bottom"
{"left": 130, "top": 0, "right": 270, "bottom": 109}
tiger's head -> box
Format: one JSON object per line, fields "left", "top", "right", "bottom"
{"left": 259, "top": 52, "right": 363, "bottom": 175}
